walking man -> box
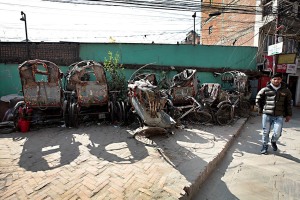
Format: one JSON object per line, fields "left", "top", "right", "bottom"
{"left": 256, "top": 73, "right": 292, "bottom": 154}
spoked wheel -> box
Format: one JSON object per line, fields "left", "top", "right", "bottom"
{"left": 123, "top": 101, "right": 130, "bottom": 123}
{"left": 70, "top": 102, "right": 79, "bottom": 128}
{"left": 216, "top": 104, "right": 233, "bottom": 125}
{"left": 63, "top": 100, "right": 70, "bottom": 127}
{"left": 115, "top": 101, "right": 124, "bottom": 122}
{"left": 119, "top": 101, "right": 126, "bottom": 122}
{"left": 187, "top": 110, "right": 213, "bottom": 124}
{"left": 108, "top": 101, "right": 114, "bottom": 122}
{"left": 237, "top": 100, "right": 251, "bottom": 118}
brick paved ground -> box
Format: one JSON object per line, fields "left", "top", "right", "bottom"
{"left": 0, "top": 118, "right": 246, "bottom": 200}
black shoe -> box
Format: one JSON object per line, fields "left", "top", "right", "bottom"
{"left": 271, "top": 141, "right": 278, "bottom": 151}
{"left": 261, "top": 144, "right": 268, "bottom": 154}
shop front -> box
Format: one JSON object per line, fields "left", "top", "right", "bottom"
{"left": 262, "top": 54, "right": 299, "bottom": 106}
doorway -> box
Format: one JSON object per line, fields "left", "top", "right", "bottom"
{"left": 288, "top": 75, "right": 298, "bottom": 106}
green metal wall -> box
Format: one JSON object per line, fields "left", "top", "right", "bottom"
{"left": 0, "top": 43, "right": 257, "bottom": 98}
{"left": 80, "top": 43, "right": 257, "bottom": 69}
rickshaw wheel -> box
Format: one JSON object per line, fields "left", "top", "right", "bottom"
{"left": 123, "top": 100, "right": 130, "bottom": 123}
{"left": 63, "top": 100, "right": 70, "bottom": 127}
{"left": 108, "top": 101, "right": 114, "bottom": 122}
{"left": 127, "top": 110, "right": 143, "bottom": 129}
{"left": 70, "top": 103, "right": 79, "bottom": 128}
{"left": 119, "top": 101, "right": 126, "bottom": 122}
{"left": 188, "top": 110, "right": 212, "bottom": 124}
{"left": 238, "top": 100, "right": 251, "bottom": 118}
{"left": 115, "top": 101, "right": 123, "bottom": 122}
{"left": 216, "top": 104, "right": 233, "bottom": 125}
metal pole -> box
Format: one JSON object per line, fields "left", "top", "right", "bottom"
{"left": 272, "top": 16, "right": 279, "bottom": 75}
{"left": 21, "top": 11, "right": 30, "bottom": 59}
{"left": 192, "top": 12, "right": 196, "bottom": 45}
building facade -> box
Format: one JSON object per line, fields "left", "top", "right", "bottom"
{"left": 200, "top": 0, "right": 257, "bottom": 46}
{"left": 199, "top": 0, "right": 300, "bottom": 106}
{"left": 258, "top": 0, "right": 300, "bottom": 106}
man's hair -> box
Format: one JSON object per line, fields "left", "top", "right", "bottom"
{"left": 271, "top": 73, "right": 282, "bottom": 79}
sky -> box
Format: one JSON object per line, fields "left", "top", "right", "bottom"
{"left": 0, "top": 0, "right": 201, "bottom": 44}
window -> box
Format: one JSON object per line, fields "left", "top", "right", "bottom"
{"left": 285, "top": 39, "right": 295, "bottom": 53}
{"left": 263, "top": 34, "right": 275, "bottom": 52}
{"left": 209, "top": 26, "right": 213, "bottom": 34}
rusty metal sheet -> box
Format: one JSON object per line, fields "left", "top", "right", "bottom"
{"left": 76, "top": 82, "right": 108, "bottom": 107}
{"left": 18, "top": 59, "right": 63, "bottom": 108}
{"left": 128, "top": 73, "right": 175, "bottom": 128}
{"left": 131, "top": 96, "right": 175, "bottom": 129}
{"left": 66, "top": 60, "right": 109, "bottom": 107}
{"left": 171, "top": 86, "right": 196, "bottom": 104}
{"left": 23, "top": 82, "right": 62, "bottom": 107}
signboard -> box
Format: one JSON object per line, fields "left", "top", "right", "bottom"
{"left": 263, "top": 54, "right": 297, "bottom": 73}
{"left": 277, "top": 64, "right": 287, "bottom": 73}
{"left": 268, "top": 42, "right": 283, "bottom": 56}
{"left": 264, "top": 55, "right": 273, "bottom": 71}
{"left": 286, "top": 64, "right": 297, "bottom": 73}
{"left": 278, "top": 53, "right": 296, "bottom": 64}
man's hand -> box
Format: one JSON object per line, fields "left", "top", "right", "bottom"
{"left": 285, "top": 116, "right": 291, "bottom": 122}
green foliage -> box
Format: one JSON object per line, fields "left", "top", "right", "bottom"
{"left": 103, "top": 51, "right": 127, "bottom": 100}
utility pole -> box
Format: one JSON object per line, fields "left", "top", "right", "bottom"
{"left": 192, "top": 12, "right": 196, "bottom": 45}
{"left": 272, "top": 15, "right": 279, "bottom": 76}
{"left": 20, "top": 11, "right": 30, "bottom": 59}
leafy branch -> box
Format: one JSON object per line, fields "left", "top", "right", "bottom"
{"left": 103, "top": 51, "right": 126, "bottom": 100}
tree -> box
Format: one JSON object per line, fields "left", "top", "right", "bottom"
{"left": 103, "top": 51, "right": 126, "bottom": 100}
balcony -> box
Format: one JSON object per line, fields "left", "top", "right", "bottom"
{"left": 262, "top": 1, "right": 273, "bottom": 17}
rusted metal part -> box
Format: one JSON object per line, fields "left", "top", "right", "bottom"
{"left": 221, "top": 71, "right": 248, "bottom": 92}
{"left": 18, "top": 59, "right": 63, "bottom": 108}
{"left": 220, "top": 70, "right": 252, "bottom": 99}
{"left": 123, "top": 64, "right": 262, "bottom": 77}
{"left": 66, "top": 60, "right": 109, "bottom": 107}
{"left": 128, "top": 80, "right": 165, "bottom": 116}
{"left": 128, "top": 74, "right": 175, "bottom": 129}
{"left": 198, "top": 83, "right": 222, "bottom": 104}
{"left": 170, "top": 69, "right": 198, "bottom": 105}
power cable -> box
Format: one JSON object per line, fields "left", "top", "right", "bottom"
{"left": 43, "top": 0, "right": 263, "bottom": 14}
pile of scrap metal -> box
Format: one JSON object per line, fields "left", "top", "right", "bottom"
{"left": 220, "top": 70, "right": 251, "bottom": 99}
{"left": 0, "top": 95, "right": 24, "bottom": 133}
{"left": 64, "top": 60, "right": 110, "bottom": 127}
{"left": 170, "top": 69, "right": 198, "bottom": 105}
{"left": 127, "top": 73, "right": 176, "bottom": 129}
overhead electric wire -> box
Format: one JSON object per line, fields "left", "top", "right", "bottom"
{"left": 205, "top": 1, "right": 295, "bottom": 45}
{"left": 1, "top": 0, "right": 296, "bottom": 44}
{"left": 0, "top": 1, "right": 212, "bottom": 43}
{"left": 44, "top": 0, "right": 263, "bottom": 14}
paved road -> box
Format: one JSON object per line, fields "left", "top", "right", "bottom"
{"left": 0, "top": 114, "right": 246, "bottom": 199}
{"left": 193, "top": 107, "right": 300, "bottom": 200}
